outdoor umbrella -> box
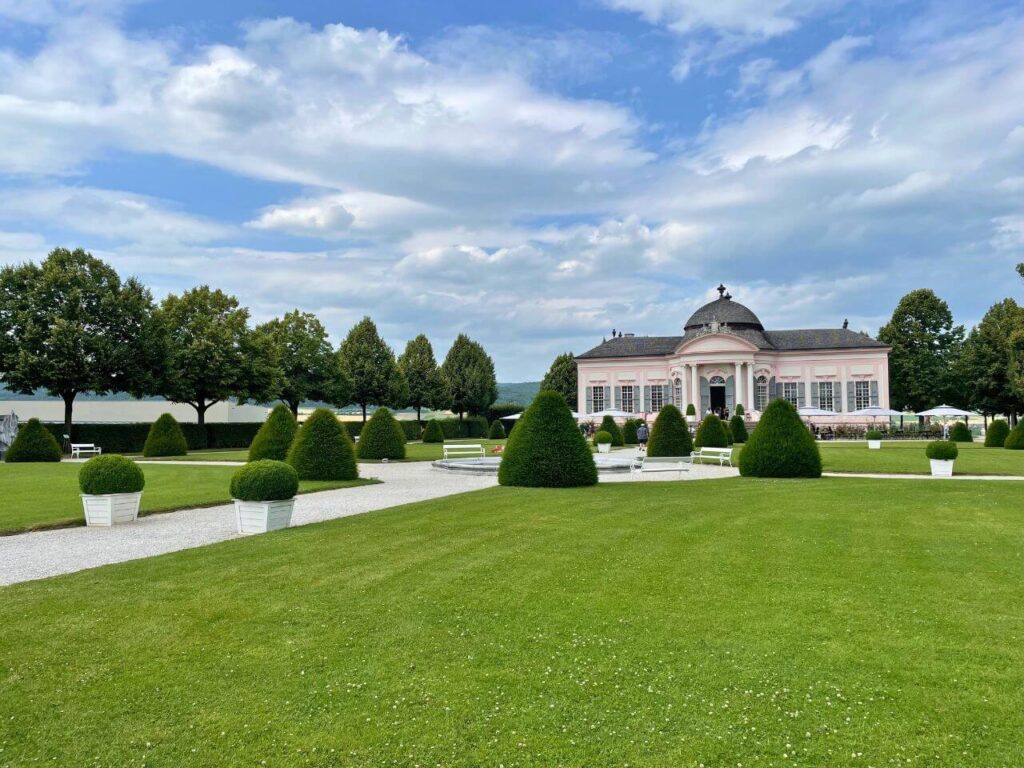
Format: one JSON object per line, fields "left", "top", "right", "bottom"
{"left": 916, "top": 404, "right": 978, "bottom": 438}
{"left": 848, "top": 406, "right": 904, "bottom": 419}
{"left": 501, "top": 411, "right": 580, "bottom": 420}
{"left": 797, "top": 406, "right": 838, "bottom": 418}
{"left": 589, "top": 409, "right": 636, "bottom": 419}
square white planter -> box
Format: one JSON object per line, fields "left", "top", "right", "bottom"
{"left": 234, "top": 498, "right": 295, "bottom": 534}
{"left": 867, "top": 440, "right": 881, "bottom": 450}
{"left": 930, "top": 459, "right": 954, "bottom": 477}
{"left": 81, "top": 492, "right": 142, "bottom": 526}
{"left": 596, "top": 443, "right": 611, "bottom": 453}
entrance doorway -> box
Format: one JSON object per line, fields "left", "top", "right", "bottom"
{"left": 709, "top": 375, "right": 726, "bottom": 414}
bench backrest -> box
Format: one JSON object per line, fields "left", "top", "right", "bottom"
{"left": 444, "top": 444, "right": 484, "bottom": 455}
{"left": 71, "top": 443, "right": 97, "bottom": 449}
{"left": 642, "top": 456, "right": 689, "bottom": 464}
{"left": 696, "top": 447, "right": 732, "bottom": 456}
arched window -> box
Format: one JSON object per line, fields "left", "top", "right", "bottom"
{"left": 709, "top": 375, "right": 726, "bottom": 386}
{"left": 755, "top": 375, "right": 768, "bottom": 411}
{"left": 674, "top": 377, "right": 682, "bottom": 408}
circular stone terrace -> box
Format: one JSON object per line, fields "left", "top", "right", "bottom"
{"left": 432, "top": 455, "right": 635, "bottom": 474}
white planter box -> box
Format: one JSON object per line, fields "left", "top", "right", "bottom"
{"left": 81, "top": 492, "right": 142, "bottom": 526}
{"left": 596, "top": 443, "right": 611, "bottom": 453}
{"left": 234, "top": 498, "right": 295, "bottom": 534}
{"left": 930, "top": 459, "right": 954, "bottom": 478}
{"left": 867, "top": 440, "right": 881, "bottom": 450}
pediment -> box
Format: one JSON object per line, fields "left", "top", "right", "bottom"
{"left": 674, "top": 333, "right": 759, "bottom": 355}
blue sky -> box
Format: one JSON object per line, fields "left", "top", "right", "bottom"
{"left": 1, "top": 0, "right": 1022, "bottom": 379}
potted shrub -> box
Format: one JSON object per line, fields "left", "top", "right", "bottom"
{"left": 593, "top": 430, "right": 613, "bottom": 453}
{"left": 926, "top": 440, "right": 958, "bottom": 477}
{"left": 866, "top": 429, "right": 883, "bottom": 450}
{"left": 78, "top": 455, "right": 146, "bottom": 526}
{"left": 230, "top": 459, "right": 300, "bottom": 534}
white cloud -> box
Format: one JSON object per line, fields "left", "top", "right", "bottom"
{"left": 600, "top": 0, "right": 832, "bottom": 38}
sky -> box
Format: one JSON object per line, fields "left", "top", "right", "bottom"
{"left": 0, "top": 0, "right": 1022, "bottom": 380}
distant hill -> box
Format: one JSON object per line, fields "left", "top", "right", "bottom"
{"left": 496, "top": 381, "right": 540, "bottom": 405}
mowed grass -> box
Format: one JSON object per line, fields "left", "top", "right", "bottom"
{"left": 0, "top": 463, "right": 375, "bottom": 534}
{"left": 2, "top": 478, "right": 1023, "bottom": 765}
{"left": 816, "top": 440, "right": 1024, "bottom": 475}
{"left": 134, "top": 439, "right": 509, "bottom": 464}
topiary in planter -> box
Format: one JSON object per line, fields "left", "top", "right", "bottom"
{"left": 622, "top": 418, "right": 640, "bottom": 445}
{"left": 1003, "top": 422, "right": 1024, "bottom": 450}
{"left": 488, "top": 419, "right": 506, "bottom": 439}
{"left": 79, "top": 454, "right": 145, "bottom": 495}
{"left": 729, "top": 414, "right": 748, "bottom": 443}
{"left": 287, "top": 408, "right": 358, "bottom": 480}
{"left": 925, "top": 440, "right": 959, "bottom": 461}
{"left": 422, "top": 419, "right": 445, "bottom": 444}
{"left": 984, "top": 419, "right": 1010, "bottom": 448}
{"left": 865, "top": 429, "right": 883, "bottom": 440}
{"left": 695, "top": 414, "right": 729, "bottom": 448}
{"left": 4, "top": 418, "right": 62, "bottom": 462}
{"left": 599, "top": 415, "right": 624, "bottom": 446}
{"left": 248, "top": 404, "right": 298, "bottom": 462}
{"left": 739, "top": 399, "right": 822, "bottom": 478}
{"left": 499, "top": 390, "right": 597, "bottom": 487}
{"left": 142, "top": 413, "right": 188, "bottom": 457}
{"left": 593, "top": 430, "right": 613, "bottom": 446}
{"left": 230, "top": 459, "right": 299, "bottom": 501}
{"left": 948, "top": 421, "right": 973, "bottom": 443}
{"left": 686, "top": 403, "right": 696, "bottom": 417}
{"left": 357, "top": 407, "right": 406, "bottom": 461}
{"left": 647, "top": 404, "right": 693, "bottom": 457}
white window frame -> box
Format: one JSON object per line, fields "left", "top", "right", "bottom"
{"left": 855, "top": 380, "right": 871, "bottom": 410}
{"left": 755, "top": 376, "right": 768, "bottom": 411}
{"left": 674, "top": 378, "right": 682, "bottom": 408}
{"left": 591, "top": 386, "right": 605, "bottom": 413}
{"left": 783, "top": 382, "right": 800, "bottom": 407}
{"left": 650, "top": 385, "right": 664, "bottom": 412}
{"left": 621, "top": 385, "right": 634, "bottom": 414}
{"left": 818, "top": 382, "right": 834, "bottom": 411}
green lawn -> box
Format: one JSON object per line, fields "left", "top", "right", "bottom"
{"left": 136, "top": 439, "right": 509, "bottom": 464}
{"left": 817, "top": 440, "right": 1024, "bottom": 475}
{"left": 2, "top": 478, "right": 1022, "bottom": 765}
{"left": 0, "top": 463, "right": 375, "bottom": 534}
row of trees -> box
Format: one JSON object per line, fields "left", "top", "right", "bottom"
{"left": 0, "top": 248, "right": 498, "bottom": 436}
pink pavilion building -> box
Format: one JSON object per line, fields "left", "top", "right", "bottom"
{"left": 575, "top": 285, "right": 891, "bottom": 422}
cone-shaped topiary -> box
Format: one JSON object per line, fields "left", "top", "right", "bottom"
{"left": 723, "top": 421, "right": 734, "bottom": 445}
{"left": 622, "top": 419, "right": 640, "bottom": 445}
{"left": 422, "top": 419, "right": 445, "bottom": 443}
{"left": 230, "top": 460, "right": 299, "bottom": 501}
{"left": 735, "top": 403, "right": 744, "bottom": 416}
{"left": 599, "top": 415, "right": 624, "bottom": 446}
{"left": 4, "top": 418, "right": 62, "bottom": 462}
{"left": 143, "top": 413, "right": 188, "bottom": 457}
{"left": 729, "top": 414, "right": 748, "bottom": 443}
{"left": 487, "top": 419, "right": 505, "bottom": 439}
{"left": 287, "top": 408, "right": 358, "bottom": 480}
{"left": 686, "top": 403, "right": 696, "bottom": 416}
{"left": 499, "top": 390, "right": 597, "bottom": 487}
{"left": 739, "top": 399, "right": 822, "bottom": 478}
{"left": 647, "top": 404, "right": 693, "bottom": 457}
{"left": 79, "top": 454, "right": 145, "bottom": 495}
{"left": 948, "top": 421, "right": 973, "bottom": 442}
{"left": 248, "top": 404, "right": 298, "bottom": 462}
{"left": 984, "top": 419, "right": 1010, "bottom": 448}
{"left": 1005, "top": 421, "right": 1024, "bottom": 450}
{"left": 695, "top": 414, "right": 729, "bottom": 448}
{"left": 357, "top": 407, "right": 406, "bottom": 460}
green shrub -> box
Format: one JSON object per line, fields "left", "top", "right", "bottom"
{"left": 948, "top": 421, "right": 973, "bottom": 443}
{"left": 78, "top": 454, "right": 145, "bottom": 495}
{"left": 729, "top": 415, "right": 748, "bottom": 443}
{"left": 695, "top": 414, "right": 729, "bottom": 448}
{"left": 599, "top": 415, "right": 624, "bottom": 446}
{"left": 926, "top": 440, "right": 959, "bottom": 461}
{"left": 487, "top": 404, "right": 523, "bottom": 423}
{"left": 984, "top": 419, "right": 1010, "bottom": 448}
{"left": 5, "top": 418, "right": 62, "bottom": 462}
{"left": 248, "top": 404, "right": 297, "bottom": 462}
{"left": 723, "top": 421, "right": 734, "bottom": 445}
{"left": 622, "top": 418, "right": 641, "bottom": 445}
{"left": 738, "top": 399, "right": 822, "bottom": 478}
{"left": 487, "top": 420, "right": 506, "bottom": 439}
{"left": 735, "top": 404, "right": 744, "bottom": 416}
{"left": 287, "top": 408, "right": 359, "bottom": 480}
{"left": 42, "top": 421, "right": 262, "bottom": 453}
{"left": 647, "top": 405, "right": 692, "bottom": 457}
{"left": 142, "top": 413, "right": 189, "bottom": 457}
{"left": 438, "top": 416, "right": 488, "bottom": 439}
{"left": 499, "top": 390, "right": 597, "bottom": 488}
{"left": 230, "top": 459, "right": 299, "bottom": 501}
{"left": 423, "top": 419, "right": 445, "bottom": 443}
{"left": 1003, "top": 422, "right": 1024, "bottom": 450}
{"left": 401, "top": 421, "right": 422, "bottom": 441}
{"left": 865, "top": 429, "right": 883, "bottom": 440}
{"left": 343, "top": 422, "right": 363, "bottom": 441}
{"left": 357, "top": 407, "right": 406, "bottom": 461}
{"left": 593, "top": 430, "right": 613, "bottom": 445}
{"left": 685, "top": 403, "right": 696, "bottom": 416}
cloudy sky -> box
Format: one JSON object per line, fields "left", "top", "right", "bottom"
{"left": 1, "top": 0, "right": 1022, "bottom": 379}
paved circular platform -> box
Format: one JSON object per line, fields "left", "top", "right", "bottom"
{"left": 432, "top": 455, "right": 635, "bottom": 474}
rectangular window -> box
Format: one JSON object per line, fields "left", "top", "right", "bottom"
{"left": 621, "top": 385, "right": 634, "bottom": 413}
{"left": 818, "top": 382, "right": 834, "bottom": 411}
{"left": 755, "top": 379, "right": 768, "bottom": 411}
{"left": 650, "top": 385, "right": 664, "bottom": 412}
{"left": 783, "top": 382, "right": 800, "bottom": 407}
{"left": 855, "top": 380, "right": 871, "bottom": 410}
{"left": 591, "top": 386, "right": 605, "bottom": 413}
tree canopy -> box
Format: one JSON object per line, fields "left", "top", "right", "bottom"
{"left": 540, "top": 352, "right": 578, "bottom": 409}
{"left": 397, "top": 334, "right": 445, "bottom": 421}
{"left": 957, "top": 299, "right": 1024, "bottom": 419}
{"left": 339, "top": 317, "right": 405, "bottom": 422}
{"left": 440, "top": 334, "right": 498, "bottom": 419}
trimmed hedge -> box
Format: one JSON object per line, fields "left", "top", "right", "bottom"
{"left": 948, "top": 421, "right": 973, "bottom": 443}
{"left": 487, "top": 404, "right": 524, "bottom": 423}
{"left": 78, "top": 454, "right": 145, "bottom": 495}
{"left": 5, "top": 418, "right": 62, "bottom": 462}
{"left": 440, "top": 416, "right": 488, "bottom": 439}
{"left": 487, "top": 420, "right": 505, "bottom": 439}
{"left": 288, "top": 408, "right": 359, "bottom": 481}
{"left": 622, "top": 418, "right": 641, "bottom": 445}
{"left": 865, "top": 429, "right": 883, "bottom": 440}
{"left": 599, "top": 415, "right": 624, "bottom": 447}
{"left": 499, "top": 390, "right": 597, "bottom": 488}
{"left": 423, "top": 419, "right": 445, "bottom": 443}
{"left": 230, "top": 459, "right": 299, "bottom": 501}
{"left": 739, "top": 399, "right": 822, "bottom": 478}
{"left": 41, "top": 421, "right": 262, "bottom": 453}
{"left": 402, "top": 421, "right": 422, "bottom": 441}
{"left": 926, "top": 440, "right": 959, "bottom": 461}
{"left": 357, "top": 408, "right": 407, "bottom": 461}
{"left": 695, "top": 414, "right": 729, "bottom": 448}
{"left": 1003, "top": 421, "right": 1024, "bottom": 450}
{"left": 723, "top": 421, "right": 734, "bottom": 446}
{"left": 729, "top": 415, "right": 748, "bottom": 443}
{"left": 142, "top": 413, "right": 188, "bottom": 457}
{"left": 984, "top": 419, "right": 1010, "bottom": 448}
{"left": 248, "top": 404, "right": 297, "bottom": 462}
{"left": 647, "top": 404, "right": 693, "bottom": 457}
{"left": 593, "top": 430, "right": 613, "bottom": 445}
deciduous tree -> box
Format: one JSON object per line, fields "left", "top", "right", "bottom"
{"left": 540, "top": 352, "right": 578, "bottom": 409}
{"left": 957, "top": 299, "right": 1024, "bottom": 420}
{"left": 339, "top": 316, "right": 404, "bottom": 422}
{"left": 397, "top": 334, "right": 444, "bottom": 421}
{"left": 440, "top": 334, "right": 498, "bottom": 420}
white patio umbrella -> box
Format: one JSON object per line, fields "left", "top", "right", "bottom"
{"left": 501, "top": 410, "right": 580, "bottom": 420}
{"left": 916, "top": 404, "right": 979, "bottom": 438}
{"left": 589, "top": 409, "right": 636, "bottom": 419}
{"left": 848, "top": 406, "right": 904, "bottom": 418}
{"left": 797, "top": 406, "right": 838, "bottom": 418}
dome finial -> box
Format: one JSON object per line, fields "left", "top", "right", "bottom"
{"left": 717, "top": 283, "right": 726, "bottom": 298}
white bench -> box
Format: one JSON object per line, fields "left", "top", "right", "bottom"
{"left": 630, "top": 456, "right": 691, "bottom": 478}
{"left": 442, "top": 443, "right": 485, "bottom": 459}
{"left": 691, "top": 447, "right": 733, "bottom": 466}
{"left": 71, "top": 443, "right": 102, "bottom": 459}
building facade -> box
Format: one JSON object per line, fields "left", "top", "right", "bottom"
{"left": 575, "top": 286, "right": 891, "bottom": 420}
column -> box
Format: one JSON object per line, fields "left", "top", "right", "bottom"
{"left": 734, "top": 361, "right": 743, "bottom": 413}
{"left": 690, "top": 363, "right": 700, "bottom": 415}
{"left": 746, "top": 362, "right": 755, "bottom": 412}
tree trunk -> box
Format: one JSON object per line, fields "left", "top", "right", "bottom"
{"left": 62, "top": 391, "right": 75, "bottom": 448}
{"left": 196, "top": 402, "right": 208, "bottom": 428}
{"left": 361, "top": 403, "right": 367, "bottom": 423}
{"left": 416, "top": 405, "right": 422, "bottom": 422}
{"left": 289, "top": 400, "right": 300, "bottom": 418}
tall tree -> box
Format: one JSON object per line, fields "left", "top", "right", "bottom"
{"left": 0, "top": 248, "right": 164, "bottom": 439}
{"left": 441, "top": 334, "right": 498, "bottom": 420}
{"left": 878, "top": 289, "right": 964, "bottom": 412}
{"left": 339, "top": 316, "right": 404, "bottom": 422}
{"left": 540, "top": 352, "right": 578, "bottom": 409}
{"left": 255, "top": 310, "right": 351, "bottom": 417}
{"left": 397, "top": 334, "right": 444, "bottom": 422}
{"left": 158, "top": 286, "right": 280, "bottom": 428}
{"left": 957, "top": 299, "right": 1024, "bottom": 420}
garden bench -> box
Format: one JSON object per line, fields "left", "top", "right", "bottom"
{"left": 442, "top": 444, "right": 486, "bottom": 459}
{"left": 691, "top": 447, "right": 733, "bottom": 466}
{"left": 630, "top": 456, "right": 691, "bottom": 479}
{"left": 71, "top": 443, "right": 102, "bottom": 459}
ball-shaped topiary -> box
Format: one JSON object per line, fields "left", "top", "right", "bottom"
{"left": 695, "top": 414, "right": 729, "bottom": 448}
{"left": 4, "top": 418, "right": 62, "bottom": 462}
{"left": 738, "top": 399, "right": 822, "bottom": 478}
{"left": 685, "top": 403, "right": 696, "bottom": 417}
{"left": 647, "top": 404, "right": 693, "bottom": 457}
{"left": 865, "top": 429, "right": 883, "bottom": 440}
{"left": 622, "top": 418, "right": 640, "bottom": 445}
{"left": 925, "top": 440, "right": 959, "bottom": 461}
{"left": 499, "top": 390, "right": 597, "bottom": 487}
{"left": 248, "top": 404, "right": 298, "bottom": 462}
{"left": 230, "top": 459, "right": 299, "bottom": 501}
{"left": 948, "top": 421, "right": 973, "bottom": 443}
{"left": 422, "top": 419, "right": 445, "bottom": 443}
{"left": 142, "top": 413, "right": 188, "bottom": 457}
{"left": 79, "top": 454, "right": 145, "bottom": 495}
{"left": 593, "top": 430, "right": 613, "bottom": 445}
{"left": 984, "top": 419, "right": 1010, "bottom": 448}
{"left": 729, "top": 414, "right": 748, "bottom": 443}
{"left": 599, "top": 415, "right": 624, "bottom": 446}
{"left": 1003, "top": 421, "right": 1024, "bottom": 450}
{"left": 357, "top": 408, "right": 406, "bottom": 461}
{"left": 287, "top": 408, "right": 359, "bottom": 480}
{"left": 487, "top": 419, "right": 506, "bottom": 439}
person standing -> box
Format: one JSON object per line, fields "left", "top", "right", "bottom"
{"left": 637, "top": 422, "right": 649, "bottom": 452}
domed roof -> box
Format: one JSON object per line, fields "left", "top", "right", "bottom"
{"left": 684, "top": 285, "right": 763, "bottom": 331}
